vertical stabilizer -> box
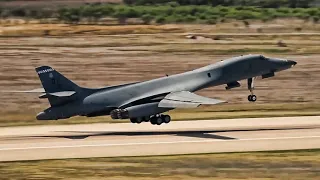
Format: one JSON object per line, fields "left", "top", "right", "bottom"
{"left": 35, "top": 66, "right": 78, "bottom": 93}
{"left": 35, "top": 66, "right": 79, "bottom": 106}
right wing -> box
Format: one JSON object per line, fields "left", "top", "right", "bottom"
{"left": 158, "top": 91, "right": 226, "bottom": 108}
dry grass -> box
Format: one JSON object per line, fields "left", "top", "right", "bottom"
{"left": 0, "top": 24, "right": 183, "bottom": 36}
{"left": 1, "top": 149, "right": 319, "bottom": 180}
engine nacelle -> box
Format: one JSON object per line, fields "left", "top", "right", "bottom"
{"left": 110, "top": 102, "right": 172, "bottom": 119}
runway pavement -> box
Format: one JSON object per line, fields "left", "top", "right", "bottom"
{"left": 0, "top": 116, "right": 319, "bottom": 162}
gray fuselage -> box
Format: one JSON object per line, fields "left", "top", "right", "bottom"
{"left": 37, "top": 54, "right": 296, "bottom": 120}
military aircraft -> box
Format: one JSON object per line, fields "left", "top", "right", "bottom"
{"left": 19, "top": 54, "right": 296, "bottom": 125}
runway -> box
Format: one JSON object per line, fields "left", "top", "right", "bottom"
{"left": 0, "top": 116, "right": 319, "bottom": 162}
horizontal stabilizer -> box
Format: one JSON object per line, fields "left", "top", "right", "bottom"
{"left": 159, "top": 91, "right": 226, "bottom": 108}
{"left": 39, "top": 91, "right": 76, "bottom": 99}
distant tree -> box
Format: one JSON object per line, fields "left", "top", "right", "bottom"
{"left": 113, "top": 9, "right": 128, "bottom": 25}
{"left": 291, "top": 0, "right": 315, "bottom": 8}
{"left": 58, "top": 8, "right": 80, "bottom": 24}
{"left": 155, "top": 16, "right": 166, "bottom": 24}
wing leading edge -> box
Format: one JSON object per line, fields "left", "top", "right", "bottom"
{"left": 158, "top": 91, "right": 226, "bottom": 108}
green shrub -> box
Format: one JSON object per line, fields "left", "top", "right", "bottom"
{"left": 206, "top": 18, "right": 217, "bottom": 24}
{"left": 166, "top": 1, "right": 180, "bottom": 7}
{"left": 198, "top": 13, "right": 208, "bottom": 20}
{"left": 185, "top": 15, "right": 197, "bottom": 22}
{"left": 155, "top": 16, "right": 166, "bottom": 23}
{"left": 141, "top": 14, "right": 153, "bottom": 24}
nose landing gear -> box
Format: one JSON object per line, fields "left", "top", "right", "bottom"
{"left": 247, "top": 77, "right": 257, "bottom": 102}
{"left": 248, "top": 94, "right": 257, "bottom": 102}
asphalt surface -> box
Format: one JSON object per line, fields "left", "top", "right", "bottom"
{"left": 0, "top": 116, "right": 319, "bottom": 162}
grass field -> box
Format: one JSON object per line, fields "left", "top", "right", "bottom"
{"left": 0, "top": 20, "right": 319, "bottom": 126}
{"left": 1, "top": 149, "right": 320, "bottom": 180}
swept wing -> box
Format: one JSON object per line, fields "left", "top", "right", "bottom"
{"left": 158, "top": 91, "right": 226, "bottom": 108}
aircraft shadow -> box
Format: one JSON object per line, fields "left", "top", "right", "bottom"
{"left": 25, "top": 126, "right": 317, "bottom": 140}
{"left": 31, "top": 130, "right": 237, "bottom": 140}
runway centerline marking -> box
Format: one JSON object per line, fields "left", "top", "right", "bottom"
{"left": 0, "top": 135, "right": 319, "bottom": 151}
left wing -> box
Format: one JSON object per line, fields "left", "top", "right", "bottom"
{"left": 158, "top": 91, "right": 226, "bottom": 108}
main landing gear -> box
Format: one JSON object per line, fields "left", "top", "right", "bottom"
{"left": 130, "top": 114, "right": 171, "bottom": 125}
{"left": 247, "top": 77, "right": 257, "bottom": 102}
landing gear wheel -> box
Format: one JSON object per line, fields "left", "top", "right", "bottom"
{"left": 251, "top": 95, "right": 257, "bottom": 102}
{"left": 248, "top": 95, "right": 257, "bottom": 102}
{"left": 163, "top": 115, "right": 171, "bottom": 124}
{"left": 143, "top": 116, "right": 150, "bottom": 122}
{"left": 135, "top": 117, "right": 143, "bottom": 124}
{"left": 130, "top": 118, "right": 137, "bottom": 123}
{"left": 156, "top": 117, "right": 163, "bottom": 125}
{"left": 150, "top": 117, "right": 157, "bottom": 125}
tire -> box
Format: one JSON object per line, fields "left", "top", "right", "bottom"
{"left": 156, "top": 117, "right": 163, "bottom": 125}
{"left": 136, "top": 117, "right": 143, "bottom": 124}
{"left": 130, "top": 118, "right": 137, "bottom": 123}
{"left": 251, "top": 95, "right": 257, "bottom": 102}
{"left": 248, "top": 95, "right": 252, "bottom": 102}
{"left": 143, "top": 116, "right": 150, "bottom": 122}
{"left": 163, "top": 115, "right": 171, "bottom": 124}
{"left": 150, "top": 117, "right": 157, "bottom": 125}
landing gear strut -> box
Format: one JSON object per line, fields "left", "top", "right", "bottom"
{"left": 247, "top": 77, "right": 257, "bottom": 102}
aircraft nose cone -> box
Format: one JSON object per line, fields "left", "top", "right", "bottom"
{"left": 287, "top": 60, "right": 297, "bottom": 66}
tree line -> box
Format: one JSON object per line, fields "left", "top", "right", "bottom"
{"left": 0, "top": 2, "right": 319, "bottom": 24}
{"left": 54, "top": 5, "right": 320, "bottom": 24}
{"left": 123, "top": 0, "right": 317, "bottom": 8}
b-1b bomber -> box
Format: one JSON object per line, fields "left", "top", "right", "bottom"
{"left": 19, "top": 54, "right": 296, "bottom": 125}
